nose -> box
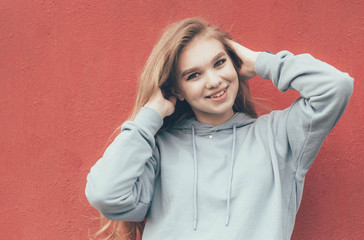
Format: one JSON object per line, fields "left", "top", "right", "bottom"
{"left": 205, "top": 71, "right": 222, "bottom": 89}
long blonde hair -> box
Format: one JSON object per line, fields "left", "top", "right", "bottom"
{"left": 93, "top": 17, "right": 257, "bottom": 240}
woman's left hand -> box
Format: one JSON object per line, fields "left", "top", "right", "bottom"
{"left": 228, "top": 40, "right": 261, "bottom": 81}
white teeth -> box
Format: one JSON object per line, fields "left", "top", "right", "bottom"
{"left": 211, "top": 88, "right": 227, "bottom": 98}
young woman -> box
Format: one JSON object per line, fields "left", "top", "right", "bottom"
{"left": 85, "top": 17, "right": 353, "bottom": 239}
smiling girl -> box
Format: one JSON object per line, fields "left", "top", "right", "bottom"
{"left": 85, "top": 17, "right": 353, "bottom": 240}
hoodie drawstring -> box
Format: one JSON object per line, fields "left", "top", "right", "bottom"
{"left": 226, "top": 124, "right": 236, "bottom": 226}
{"left": 191, "top": 125, "right": 198, "bottom": 230}
{"left": 191, "top": 124, "right": 237, "bottom": 230}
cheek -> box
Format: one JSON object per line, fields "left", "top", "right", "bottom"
{"left": 222, "top": 61, "right": 239, "bottom": 79}
{"left": 224, "top": 66, "right": 239, "bottom": 95}
{"left": 180, "top": 82, "right": 203, "bottom": 101}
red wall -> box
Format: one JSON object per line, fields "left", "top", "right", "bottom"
{"left": 1, "top": 0, "right": 363, "bottom": 239}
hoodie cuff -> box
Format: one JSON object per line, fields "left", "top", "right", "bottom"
{"left": 255, "top": 51, "right": 276, "bottom": 80}
{"left": 133, "top": 107, "right": 164, "bottom": 136}
{"left": 255, "top": 50, "right": 295, "bottom": 92}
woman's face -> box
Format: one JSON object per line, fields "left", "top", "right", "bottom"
{"left": 176, "top": 36, "right": 239, "bottom": 126}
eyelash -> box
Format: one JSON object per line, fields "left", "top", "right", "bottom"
{"left": 186, "top": 59, "right": 226, "bottom": 80}
{"left": 187, "top": 72, "right": 200, "bottom": 80}
{"left": 214, "top": 59, "right": 226, "bottom": 67}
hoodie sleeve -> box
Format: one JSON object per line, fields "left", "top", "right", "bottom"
{"left": 85, "top": 107, "right": 163, "bottom": 221}
{"left": 255, "top": 51, "right": 354, "bottom": 179}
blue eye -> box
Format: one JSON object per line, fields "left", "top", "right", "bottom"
{"left": 187, "top": 72, "right": 200, "bottom": 80}
{"left": 214, "top": 59, "right": 226, "bottom": 67}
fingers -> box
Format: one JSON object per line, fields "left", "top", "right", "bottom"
{"left": 227, "top": 40, "right": 259, "bottom": 80}
{"left": 228, "top": 40, "right": 254, "bottom": 60}
{"left": 145, "top": 88, "right": 177, "bottom": 118}
{"left": 227, "top": 40, "right": 243, "bottom": 50}
{"left": 227, "top": 40, "right": 241, "bottom": 58}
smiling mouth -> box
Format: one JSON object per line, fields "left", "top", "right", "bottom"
{"left": 206, "top": 86, "right": 228, "bottom": 98}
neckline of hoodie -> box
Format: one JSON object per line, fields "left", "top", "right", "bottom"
{"left": 169, "top": 112, "right": 255, "bottom": 134}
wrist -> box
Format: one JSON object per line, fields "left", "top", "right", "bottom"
{"left": 144, "top": 102, "right": 165, "bottom": 118}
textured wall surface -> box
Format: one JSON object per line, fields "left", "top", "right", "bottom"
{"left": 1, "top": 0, "right": 363, "bottom": 239}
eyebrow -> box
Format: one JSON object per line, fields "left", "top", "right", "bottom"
{"left": 180, "top": 51, "right": 226, "bottom": 78}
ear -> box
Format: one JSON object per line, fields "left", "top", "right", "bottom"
{"left": 171, "top": 88, "right": 184, "bottom": 101}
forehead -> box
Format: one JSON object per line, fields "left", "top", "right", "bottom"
{"left": 178, "top": 36, "right": 226, "bottom": 71}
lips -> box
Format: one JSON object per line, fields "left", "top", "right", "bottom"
{"left": 206, "top": 86, "right": 228, "bottom": 98}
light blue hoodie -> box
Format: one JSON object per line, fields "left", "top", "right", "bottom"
{"left": 85, "top": 51, "right": 353, "bottom": 240}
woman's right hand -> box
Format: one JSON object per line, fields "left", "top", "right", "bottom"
{"left": 145, "top": 88, "right": 177, "bottom": 118}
